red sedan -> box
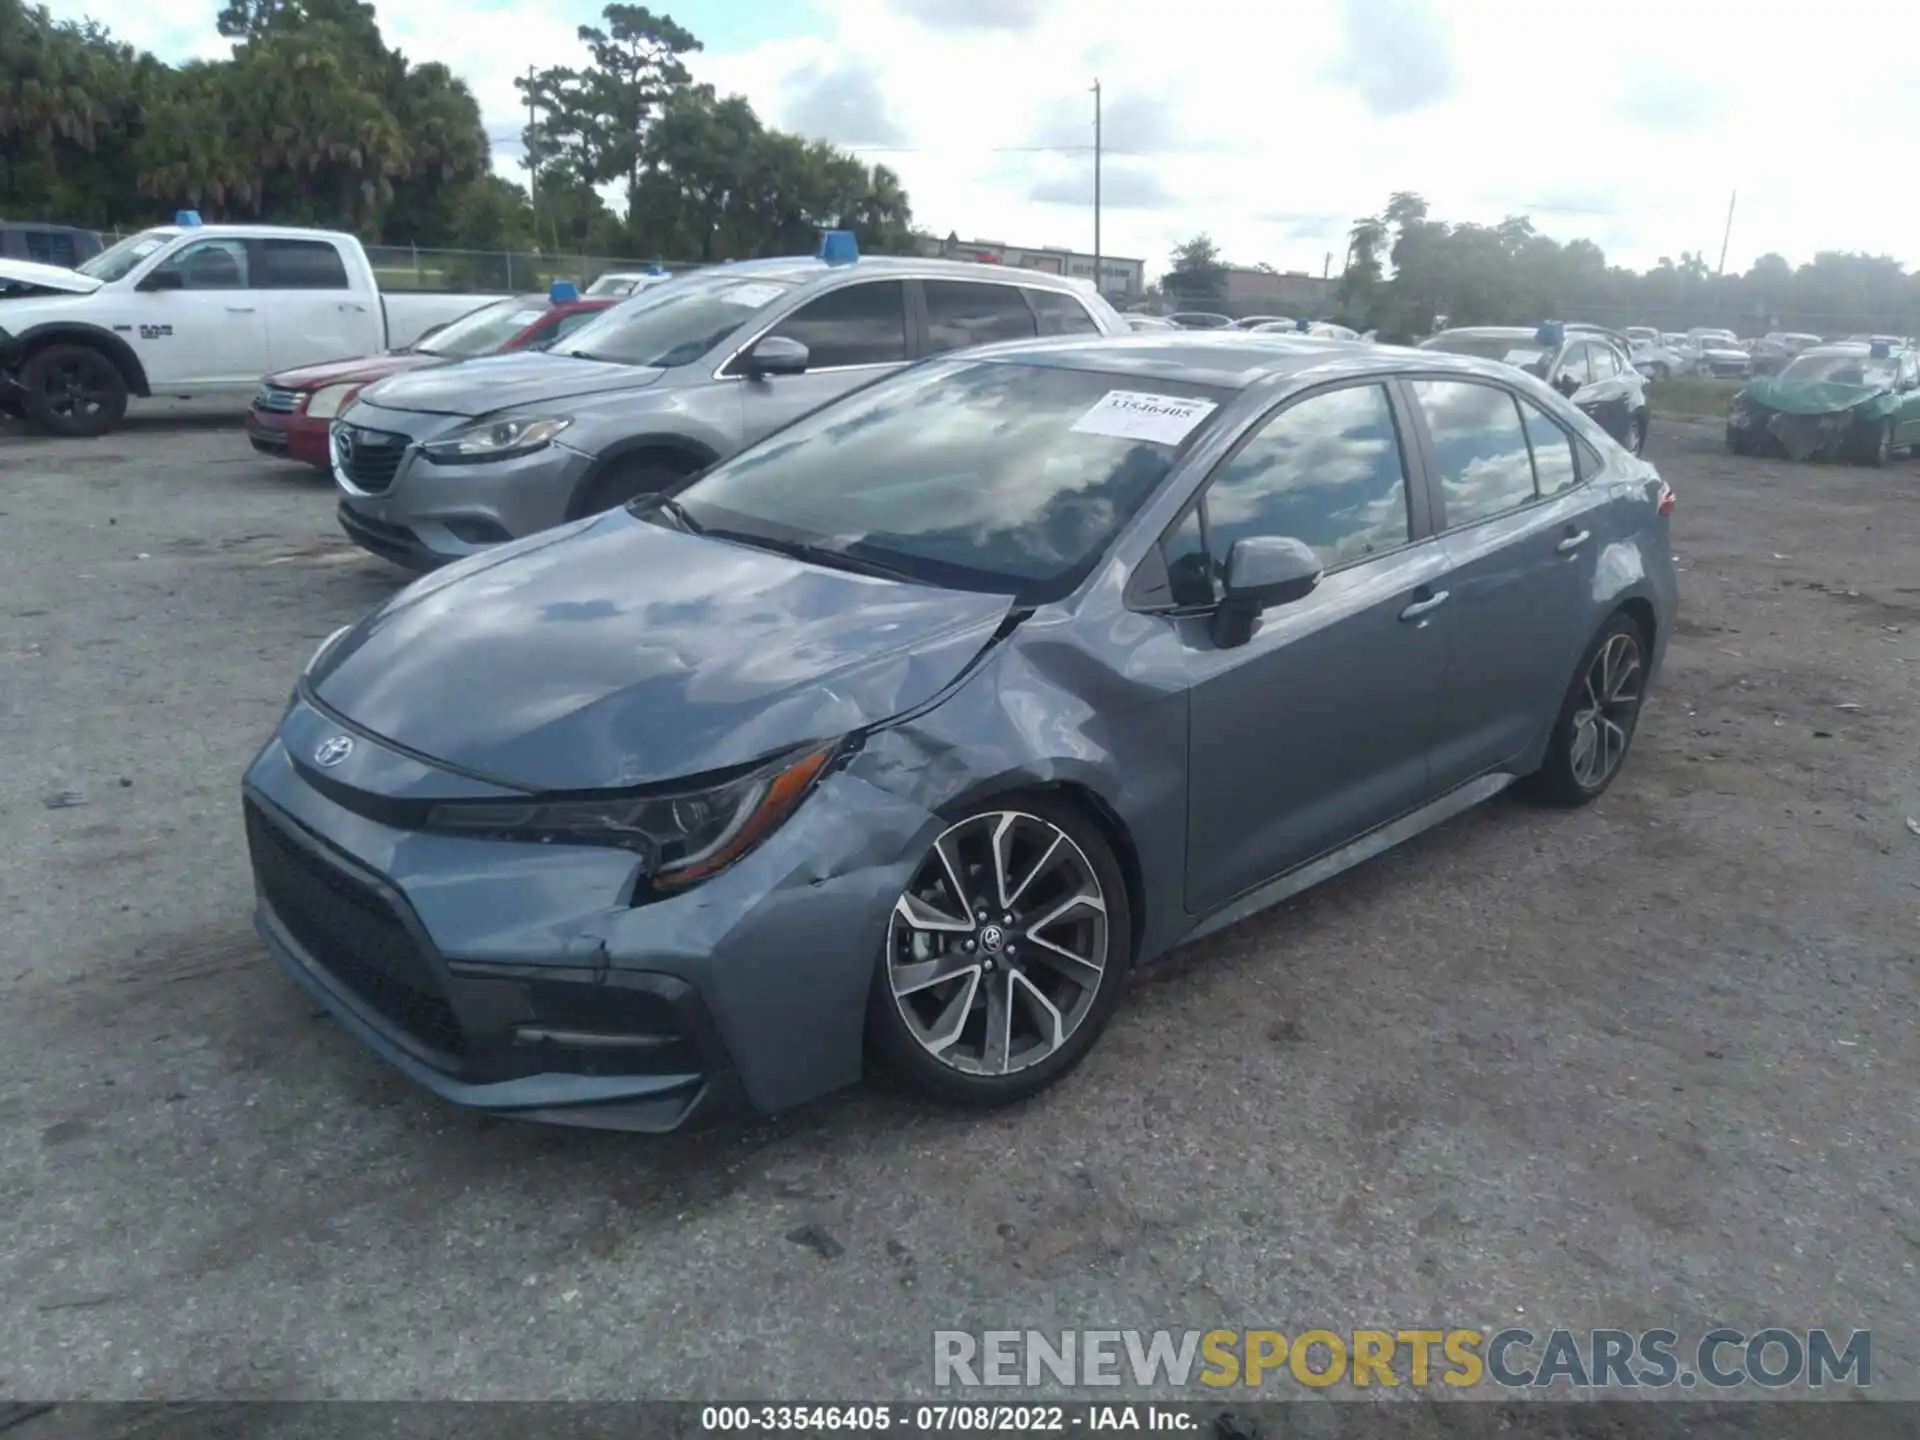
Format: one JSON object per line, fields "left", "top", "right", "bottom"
{"left": 245, "top": 288, "right": 616, "bottom": 468}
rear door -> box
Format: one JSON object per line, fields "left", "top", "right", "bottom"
{"left": 1403, "top": 377, "right": 1609, "bottom": 788}
{"left": 917, "top": 279, "right": 1039, "bottom": 356}
{"left": 732, "top": 278, "right": 911, "bottom": 448}
{"left": 1578, "top": 342, "right": 1637, "bottom": 444}
{"left": 255, "top": 237, "right": 367, "bottom": 371}
{"left": 1175, "top": 379, "right": 1452, "bottom": 913}
{"left": 128, "top": 237, "right": 266, "bottom": 387}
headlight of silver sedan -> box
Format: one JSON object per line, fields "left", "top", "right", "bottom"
{"left": 421, "top": 414, "right": 572, "bottom": 465}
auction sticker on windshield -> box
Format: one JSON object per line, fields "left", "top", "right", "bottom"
{"left": 508, "top": 310, "right": 544, "bottom": 326}
{"left": 1071, "top": 391, "right": 1218, "bottom": 445}
{"left": 723, "top": 283, "right": 788, "bottom": 308}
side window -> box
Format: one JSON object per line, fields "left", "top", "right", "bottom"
{"left": 255, "top": 238, "right": 350, "bottom": 290}
{"left": 1589, "top": 344, "right": 1620, "bottom": 379}
{"left": 1555, "top": 343, "right": 1592, "bottom": 386}
{"left": 1160, "top": 506, "right": 1215, "bottom": 607}
{"left": 1029, "top": 288, "right": 1101, "bottom": 337}
{"left": 1900, "top": 352, "right": 1919, "bottom": 388}
{"left": 1410, "top": 379, "right": 1539, "bottom": 528}
{"left": 156, "top": 238, "right": 250, "bottom": 290}
{"left": 768, "top": 281, "right": 909, "bottom": 368}
{"left": 1203, "top": 382, "right": 1412, "bottom": 570}
{"left": 26, "top": 230, "right": 79, "bottom": 267}
{"left": 1517, "top": 394, "right": 1580, "bottom": 497}
{"left": 922, "top": 280, "right": 1038, "bottom": 353}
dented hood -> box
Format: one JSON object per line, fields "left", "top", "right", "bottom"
{"left": 356, "top": 350, "right": 664, "bottom": 417}
{"left": 310, "top": 509, "right": 1013, "bottom": 792}
{"left": 0, "top": 257, "right": 103, "bottom": 296}
{"left": 1743, "top": 375, "right": 1895, "bottom": 417}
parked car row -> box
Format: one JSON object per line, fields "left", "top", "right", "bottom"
{"left": 1419, "top": 322, "right": 1651, "bottom": 454}
{"left": 6, "top": 221, "right": 1681, "bottom": 1133}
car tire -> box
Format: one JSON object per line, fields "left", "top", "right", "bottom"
{"left": 1522, "top": 612, "right": 1650, "bottom": 809}
{"left": 1727, "top": 428, "right": 1752, "bottom": 456}
{"left": 866, "top": 792, "right": 1134, "bottom": 1108}
{"left": 20, "top": 343, "right": 129, "bottom": 438}
{"left": 575, "top": 458, "right": 699, "bottom": 518}
{"left": 1864, "top": 418, "right": 1894, "bottom": 468}
{"left": 1651, "top": 363, "right": 1670, "bottom": 382}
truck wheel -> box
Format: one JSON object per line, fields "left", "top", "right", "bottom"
{"left": 575, "top": 458, "right": 698, "bottom": 518}
{"left": 21, "top": 344, "right": 129, "bottom": 438}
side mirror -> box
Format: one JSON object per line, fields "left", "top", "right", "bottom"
{"left": 136, "top": 269, "right": 183, "bottom": 292}
{"left": 1554, "top": 372, "right": 1581, "bottom": 396}
{"left": 742, "top": 334, "right": 809, "bottom": 378}
{"left": 1210, "top": 536, "right": 1322, "bottom": 648}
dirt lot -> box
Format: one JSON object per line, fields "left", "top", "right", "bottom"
{"left": 2, "top": 402, "right": 1916, "bottom": 1403}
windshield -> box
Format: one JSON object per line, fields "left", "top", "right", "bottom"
{"left": 557, "top": 274, "right": 794, "bottom": 367}
{"left": 1421, "top": 333, "right": 1549, "bottom": 372}
{"left": 671, "top": 358, "right": 1231, "bottom": 605}
{"left": 416, "top": 297, "right": 548, "bottom": 357}
{"left": 1780, "top": 352, "right": 1897, "bottom": 387}
{"left": 76, "top": 228, "right": 175, "bottom": 283}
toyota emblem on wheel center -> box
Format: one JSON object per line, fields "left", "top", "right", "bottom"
{"left": 313, "top": 734, "right": 354, "bottom": 767}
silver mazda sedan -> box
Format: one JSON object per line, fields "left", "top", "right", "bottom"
{"left": 243, "top": 333, "right": 1678, "bottom": 1132}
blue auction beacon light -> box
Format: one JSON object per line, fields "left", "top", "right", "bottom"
{"left": 174, "top": 210, "right": 203, "bottom": 227}
{"left": 1534, "top": 320, "right": 1565, "bottom": 348}
{"left": 1869, "top": 340, "right": 1891, "bottom": 359}
{"left": 819, "top": 230, "right": 859, "bottom": 266}
{"left": 1295, "top": 317, "right": 1311, "bottom": 333}
{"left": 549, "top": 280, "right": 579, "bottom": 303}
{"left": 646, "top": 263, "right": 667, "bottom": 277}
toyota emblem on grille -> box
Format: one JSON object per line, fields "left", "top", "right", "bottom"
{"left": 313, "top": 735, "right": 354, "bottom": 767}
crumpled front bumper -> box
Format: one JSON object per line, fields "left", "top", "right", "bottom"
{"left": 1728, "top": 406, "right": 1860, "bottom": 460}
{"left": 241, "top": 698, "right": 946, "bottom": 1131}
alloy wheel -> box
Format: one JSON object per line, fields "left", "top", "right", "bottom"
{"left": 885, "top": 811, "right": 1108, "bottom": 1077}
{"left": 1569, "top": 631, "right": 1643, "bottom": 790}
{"left": 45, "top": 356, "right": 116, "bottom": 421}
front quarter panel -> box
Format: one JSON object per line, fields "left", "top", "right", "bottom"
{"left": 544, "top": 375, "right": 742, "bottom": 465}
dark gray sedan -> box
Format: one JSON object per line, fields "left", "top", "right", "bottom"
{"left": 243, "top": 333, "right": 1678, "bottom": 1131}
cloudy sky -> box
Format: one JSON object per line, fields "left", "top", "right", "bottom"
{"left": 56, "top": 0, "right": 1920, "bottom": 279}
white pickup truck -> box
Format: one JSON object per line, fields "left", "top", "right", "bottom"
{"left": 0, "top": 216, "right": 503, "bottom": 437}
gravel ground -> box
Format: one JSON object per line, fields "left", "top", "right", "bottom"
{"left": 1, "top": 401, "right": 1916, "bottom": 1404}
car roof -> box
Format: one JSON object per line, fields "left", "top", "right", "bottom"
{"left": 683, "top": 253, "right": 1099, "bottom": 295}
{"left": 950, "top": 330, "right": 1523, "bottom": 392}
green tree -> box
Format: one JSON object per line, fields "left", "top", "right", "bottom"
{"left": 1166, "top": 232, "right": 1226, "bottom": 304}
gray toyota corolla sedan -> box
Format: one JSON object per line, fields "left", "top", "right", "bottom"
{"left": 243, "top": 332, "right": 1678, "bottom": 1132}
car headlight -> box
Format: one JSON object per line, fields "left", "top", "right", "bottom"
{"left": 305, "top": 384, "right": 362, "bottom": 421}
{"left": 421, "top": 414, "right": 572, "bottom": 465}
{"left": 421, "top": 742, "right": 837, "bottom": 888}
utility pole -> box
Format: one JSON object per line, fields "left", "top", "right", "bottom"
{"left": 1322, "top": 251, "right": 1331, "bottom": 279}
{"left": 1716, "top": 189, "right": 1736, "bottom": 277}
{"left": 1090, "top": 79, "right": 1102, "bottom": 299}
{"left": 525, "top": 65, "right": 539, "bottom": 249}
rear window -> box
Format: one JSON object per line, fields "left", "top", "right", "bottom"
{"left": 257, "top": 239, "right": 350, "bottom": 290}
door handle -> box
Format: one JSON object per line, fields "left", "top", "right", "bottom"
{"left": 336, "top": 303, "right": 367, "bottom": 312}
{"left": 1399, "top": 589, "right": 1449, "bottom": 622}
{"left": 226, "top": 306, "right": 256, "bottom": 314}
{"left": 1556, "top": 529, "right": 1591, "bottom": 554}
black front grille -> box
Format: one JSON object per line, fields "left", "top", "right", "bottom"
{"left": 334, "top": 424, "right": 409, "bottom": 493}
{"left": 254, "top": 384, "right": 304, "bottom": 414}
{"left": 245, "top": 801, "right": 467, "bottom": 1061}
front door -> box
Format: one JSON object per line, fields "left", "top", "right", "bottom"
{"left": 1894, "top": 351, "right": 1920, "bottom": 448}
{"left": 734, "top": 278, "right": 911, "bottom": 448}
{"left": 1178, "top": 380, "right": 1452, "bottom": 916}
{"left": 1401, "top": 377, "right": 1608, "bottom": 788}
{"left": 129, "top": 237, "right": 267, "bottom": 388}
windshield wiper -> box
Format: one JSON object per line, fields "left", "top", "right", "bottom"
{"left": 633, "top": 495, "right": 703, "bottom": 533}
{"left": 704, "top": 528, "right": 921, "bottom": 584}
{"left": 558, "top": 350, "right": 635, "bottom": 365}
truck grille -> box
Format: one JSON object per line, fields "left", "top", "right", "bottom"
{"left": 254, "top": 384, "right": 305, "bottom": 414}
{"left": 245, "top": 801, "right": 467, "bottom": 1062}
{"left": 333, "top": 424, "right": 410, "bottom": 494}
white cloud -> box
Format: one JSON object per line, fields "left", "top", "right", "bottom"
{"left": 46, "top": 0, "right": 1920, "bottom": 278}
